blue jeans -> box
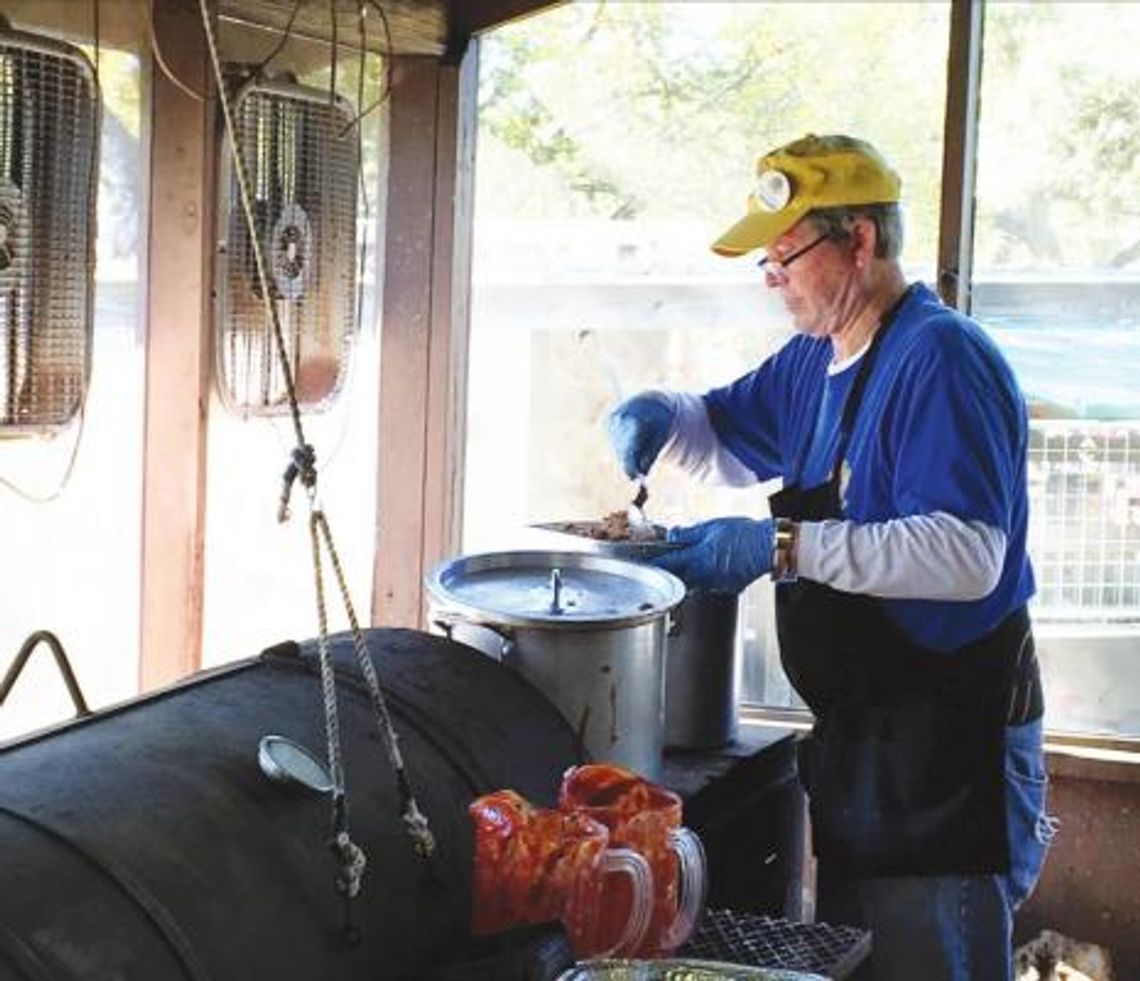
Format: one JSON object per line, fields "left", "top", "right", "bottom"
{"left": 818, "top": 719, "right": 1056, "bottom": 981}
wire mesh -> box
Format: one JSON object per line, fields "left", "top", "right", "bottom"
{"left": 0, "top": 30, "right": 98, "bottom": 432}
{"left": 682, "top": 909, "right": 870, "bottom": 981}
{"left": 1027, "top": 420, "right": 1140, "bottom": 623}
{"left": 216, "top": 79, "right": 359, "bottom": 416}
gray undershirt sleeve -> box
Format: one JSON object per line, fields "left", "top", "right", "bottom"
{"left": 658, "top": 391, "right": 758, "bottom": 487}
{"left": 797, "top": 513, "right": 1007, "bottom": 601}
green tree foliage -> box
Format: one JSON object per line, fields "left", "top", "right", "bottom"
{"left": 977, "top": 2, "right": 1140, "bottom": 269}
{"left": 478, "top": 1, "right": 1140, "bottom": 272}
{"left": 478, "top": 1, "right": 951, "bottom": 262}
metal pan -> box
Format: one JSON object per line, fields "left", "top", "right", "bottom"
{"left": 529, "top": 521, "right": 683, "bottom": 561}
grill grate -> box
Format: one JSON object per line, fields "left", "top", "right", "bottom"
{"left": 216, "top": 78, "right": 359, "bottom": 416}
{"left": 682, "top": 909, "right": 870, "bottom": 981}
{"left": 0, "top": 29, "right": 98, "bottom": 432}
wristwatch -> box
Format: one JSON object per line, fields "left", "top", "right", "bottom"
{"left": 771, "top": 518, "right": 798, "bottom": 583}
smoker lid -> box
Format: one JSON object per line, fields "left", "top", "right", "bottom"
{"left": 425, "top": 550, "right": 685, "bottom": 630}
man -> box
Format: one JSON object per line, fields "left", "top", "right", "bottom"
{"left": 608, "top": 134, "right": 1052, "bottom": 980}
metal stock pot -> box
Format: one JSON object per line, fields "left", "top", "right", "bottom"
{"left": 528, "top": 528, "right": 742, "bottom": 750}
{"left": 425, "top": 550, "right": 686, "bottom": 781}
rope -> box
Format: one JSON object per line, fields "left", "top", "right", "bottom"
{"left": 195, "top": 0, "right": 435, "bottom": 924}
{"left": 149, "top": 0, "right": 209, "bottom": 103}
{"left": 313, "top": 509, "right": 436, "bottom": 857}
{"left": 92, "top": 0, "right": 100, "bottom": 89}
{"left": 249, "top": 0, "right": 303, "bottom": 78}
{"left": 196, "top": 0, "right": 307, "bottom": 455}
{"left": 277, "top": 443, "right": 316, "bottom": 523}
{"left": 0, "top": 403, "right": 87, "bottom": 503}
{"left": 338, "top": 0, "right": 395, "bottom": 138}
{"left": 307, "top": 511, "right": 363, "bottom": 904}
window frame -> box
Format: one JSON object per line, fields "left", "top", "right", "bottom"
{"left": 457, "top": 0, "right": 1140, "bottom": 749}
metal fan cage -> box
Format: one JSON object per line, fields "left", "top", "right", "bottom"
{"left": 0, "top": 28, "right": 99, "bottom": 434}
{"left": 215, "top": 78, "right": 360, "bottom": 417}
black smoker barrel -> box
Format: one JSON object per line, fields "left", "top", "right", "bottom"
{"left": 0, "top": 628, "right": 585, "bottom": 981}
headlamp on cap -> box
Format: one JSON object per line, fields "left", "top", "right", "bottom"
{"left": 711, "top": 134, "right": 902, "bottom": 257}
{"left": 753, "top": 169, "right": 792, "bottom": 212}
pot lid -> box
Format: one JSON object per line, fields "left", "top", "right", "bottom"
{"left": 425, "top": 550, "right": 685, "bottom": 629}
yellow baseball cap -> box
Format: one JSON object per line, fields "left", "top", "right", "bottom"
{"left": 711, "top": 134, "right": 902, "bottom": 257}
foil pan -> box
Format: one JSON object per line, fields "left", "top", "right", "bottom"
{"left": 556, "top": 959, "right": 828, "bottom": 981}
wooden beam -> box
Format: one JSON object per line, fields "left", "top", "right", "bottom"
{"left": 937, "top": 0, "right": 984, "bottom": 313}
{"left": 373, "top": 49, "right": 476, "bottom": 629}
{"left": 451, "top": 0, "right": 566, "bottom": 39}
{"left": 216, "top": 0, "right": 449, "bottom": 58}
{"left": 0, "top": 0, "right": 147, "bottom": 51}
{"left": 138, "top": 0, "right": 214, "bottom": 689}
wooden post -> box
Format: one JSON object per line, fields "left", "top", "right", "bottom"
{"left": 373, "top": 43, "right": 478, "bottom": 628}
{"left": 138, "top": 0, "right": 214, "bottom": 688}
{"left": 938, "top": 0, "right": 984, "bottom": 313}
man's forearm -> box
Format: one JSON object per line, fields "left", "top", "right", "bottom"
{"left": 796, "top": 511, "right": 1006, "bottom": 600}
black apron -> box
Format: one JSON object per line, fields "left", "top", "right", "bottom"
{"left": 770, "top": 293, "right": 1040, "bottom": 878}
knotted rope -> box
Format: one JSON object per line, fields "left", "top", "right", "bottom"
{"left": 196, "top": 0, "right": 435, "bottom": 938}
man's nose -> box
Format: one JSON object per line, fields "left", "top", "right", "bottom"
{"left": 763, "top": 267, "right": 786, "bottom": 289}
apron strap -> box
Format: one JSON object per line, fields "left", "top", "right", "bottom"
{"left": 826, "top": 283, "right": 915, "bottom": 486}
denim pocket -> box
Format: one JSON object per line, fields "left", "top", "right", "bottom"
{"left": 1003, "top": 720, "right": 1057, "bottom": 909}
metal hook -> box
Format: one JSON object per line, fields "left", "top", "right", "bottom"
{"left": 1, "top": 630, "right": 90, "bottom": 718}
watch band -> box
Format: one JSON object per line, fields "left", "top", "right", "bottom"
{"left": 772, "top": 517, "right": 798, "bottom": 583}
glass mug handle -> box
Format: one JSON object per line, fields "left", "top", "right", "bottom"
{"left": 592, "top": 846, "right": 653, "bottom": 958}
{"left": 660, "top": 826, "right": 708, "bottom": 951}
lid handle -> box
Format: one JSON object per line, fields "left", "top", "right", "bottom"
{"left": 549, "top": 567, "right": 563, "bottom": 615}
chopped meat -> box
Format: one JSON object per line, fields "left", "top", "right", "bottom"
{"left": 549, "top": 510, "right": 663, "bottom": 542}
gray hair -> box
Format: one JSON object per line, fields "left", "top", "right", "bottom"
{"left": 807, "top": 203, "right": 904, "bottom": 260}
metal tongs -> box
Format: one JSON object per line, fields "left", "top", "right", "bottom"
{"left": 627, "top": 474, "right": 657, "bottom": 540}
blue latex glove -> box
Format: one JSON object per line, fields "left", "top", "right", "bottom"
{"left": 651, "top": 517, "right": 775, "bottom": 594}
{"left": 606, "top": 392, "right": 676, "bottom": 479}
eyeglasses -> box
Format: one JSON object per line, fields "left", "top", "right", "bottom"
{"left": 757, "top": 233, "right": 829, "bottom": 280}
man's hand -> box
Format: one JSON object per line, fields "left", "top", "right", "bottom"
{"left": 652, "top": 517, "right": 775, "bottom": 593}
{"left": 606, "top": 392, "right": 676, "bottom": 480}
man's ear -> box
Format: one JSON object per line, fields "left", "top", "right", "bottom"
{"left": 851, "top": 215, "right": 879, "bottom": 265}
